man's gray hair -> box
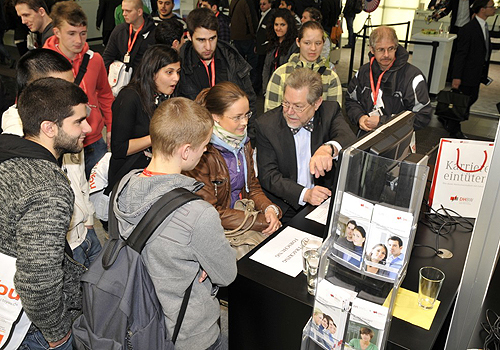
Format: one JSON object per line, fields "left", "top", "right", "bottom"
{"left": 284, "top": 68, "right": 323, "bottom": 104}
{"left": 369, "top": 26, "right": 398, "bottom": 48}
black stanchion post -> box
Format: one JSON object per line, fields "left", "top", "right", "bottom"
{"left": 404, "top": 21, "right": 410, "bottom": 50}
{"left": 427, "top": 41, "right": 439, "bottom": 89}
{"left": 348, "top": 33, "right": 356, "bottom": 83}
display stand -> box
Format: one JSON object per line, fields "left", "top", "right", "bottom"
{"left": 300, "top": 147, "right": 429, "bottom": 350}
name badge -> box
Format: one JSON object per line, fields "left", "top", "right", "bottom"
{"left": 123, "top": 53, "right": 130, "bottom": 63}
{"left": 369, "top": 107, "right": 383, "bottom": 118}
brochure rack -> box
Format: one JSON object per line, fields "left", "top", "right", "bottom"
{"left": 300, "top": 147, "right": 429, "bottom": 350}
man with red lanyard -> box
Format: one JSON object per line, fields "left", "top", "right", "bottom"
{"left": 179, "top": 8, "right": 256, "bottom": 128}
{"left": 44, "top": 1, "right": 114, "bottom": 178}
{"left": 103, "top": 0, "right": 156, "bottom": 72}
{"left": 345, "top": 26, "right": 432, "bottom": 136}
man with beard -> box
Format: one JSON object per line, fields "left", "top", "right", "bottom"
{"left": 179, "top": 8, "right": 256, "bottom": 137}
{"left": 0, "top": 77, "right": 90, "bottom": 350}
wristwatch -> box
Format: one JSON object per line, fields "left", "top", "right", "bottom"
{"left": 323, "top": 142, "right": 335, "bottom": 156}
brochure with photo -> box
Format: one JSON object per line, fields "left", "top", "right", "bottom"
{"left": 306, "top": 280, "right": 358, "bottom": 350}
{"left": 331, "top": 192, "right": 414, "bottom": 280}
{"left": 344, "top": 298, "right": 389, "bottom": 350}
{"left": 363, "top": 205, "right": 413, "bottom": 279}
{"left": 333, "top": 193, "right": 374, "bottom": 270}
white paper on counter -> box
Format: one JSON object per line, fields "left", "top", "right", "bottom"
{"left": 305, "top": 197, "right": 331, "bottom": 225}
{"left": 249, "top": 226, "right": 323, "bottom": 277}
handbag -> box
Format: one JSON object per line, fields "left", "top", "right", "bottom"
{"left": 108, "top": 60, "right": 133, "bottom": 97}
{"left": 225, "top": 199, "right": 266, "bottom": 260}
{"left": 435, "top": 89, "right": 471, "bottom": 122}
{"left": 330, "top": 19, "right": 343, "bottom": 45}
{"left": 0, "top": 253, "right": 32, "bottom": 350}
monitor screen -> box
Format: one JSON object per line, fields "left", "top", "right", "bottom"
{"left": 350, "top": 111, "right": 415, "bottom": 161}
{"left": 343, "top": 111, "right": 419, "bottom": 207}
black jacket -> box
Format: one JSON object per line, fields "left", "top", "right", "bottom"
{"left": 96, "top": 0, "right": 122, "bottom": 32}
{"left": 345, "top": 45, "right": 432, "bottom": 132}
{"left": 255, "top": 101, "right": 355, "bottom": 214}
{"left": 255, "top": 8, "right": 274, "bottom": 55}
{"left": 439, "top": 0, "right": 473, "bottom": 31}
{"left": 179, "top": 40, "right": 257, "bottom": 136}
{"left": 321, "top": 0, "right": 342, "bottom": 34}
{"left": 102, "top": 14, "right": 156, "bottom": 71}
{"left": 452, "top": 17, "right": 491, "bottom": 87}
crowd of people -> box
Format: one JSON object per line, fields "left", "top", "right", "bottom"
{"left": 0, "top": 0, "right": 495, "bottom": 348}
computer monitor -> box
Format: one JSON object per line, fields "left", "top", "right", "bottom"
{"left": 351, "top": 110, "right": 415, "bottom": 161}
{"left": 343, "top": 111, "right": 422, "bottom": 208}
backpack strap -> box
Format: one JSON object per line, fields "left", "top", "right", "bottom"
{"left": 106, "top": 184, "right": 201, "bottom": 343}
{"left": 74, "top": 53, "right": 90, "bottom": 86}
{"left": 126, "top": 188, "right": 200, "bottom": 253}
{"left": 127, "top": 188, "right": 200, "bottom": 344}
{"left": 172, "top": 274, "right": 196, "bottom": 344}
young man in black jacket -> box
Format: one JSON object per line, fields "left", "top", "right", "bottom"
{"left": 179, "top": 8, "right": 256, "bottom": 137}
{"left": 102, "top": 0, "right": 156, "bottom": 72}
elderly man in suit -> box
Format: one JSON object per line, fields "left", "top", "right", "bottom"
{"left": 445, "top": 0, "right": 496, "bottom": 138}
{"left": 256, "top": 68, "right": 356, "bottom": 222}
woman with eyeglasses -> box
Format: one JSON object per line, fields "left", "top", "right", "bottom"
{"left": 185, "top": 81, "right": 282, "bottom": 235}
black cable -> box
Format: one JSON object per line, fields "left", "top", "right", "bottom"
{"left": 482, "top": 309, "right": 500, "bottom": 350}
{"left": 414, "top": 202, "right": 474, "bottom": 257}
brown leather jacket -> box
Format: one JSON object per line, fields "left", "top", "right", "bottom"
{"left": 184, "top": 142, "right": 281, "bottom": 232}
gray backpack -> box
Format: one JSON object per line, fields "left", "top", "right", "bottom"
{"left": 72, "top": 187, "right": 200, "bottom": 350}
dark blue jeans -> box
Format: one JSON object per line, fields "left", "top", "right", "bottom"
{"left": 84, "top": 137, "right": 107, "bottom": 179}
{"left": 71, "top": 228, "right": 102, "bottom": 268}
{"left": 206, "top": 333, "right": 224, "bottom": 350}
{"left": 19, "top": 329, "right": 74, "bottom": 350}
{"left": 345, "top": 15, "right": 355, "bottom": 47}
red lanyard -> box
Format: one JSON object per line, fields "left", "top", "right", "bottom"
{"left": 142, "top": 168, "right": 168, "bottom": 177}
{"left": 127, "top": 23, "right": 144, "bottom": 54}
{"left": 273, "top": 47, "right": 279, "bottom": 70}
{"left": 215, "top": 11, "right": 220, "bottom": 17}
{"left": 369, "top": 56, "right": 394, "bottom": 107}
{"left": 201, "top": 57, "right": 216, "bottom": 87}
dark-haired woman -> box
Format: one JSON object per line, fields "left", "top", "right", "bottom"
{"left": 262, "top": 8, "right": 298, "bottom": 93}
{"left": 185, "top": 81, "right": 282, "bottom": 238}
{"left": 107, "top": 45, "right": 180, "bottom": 193}
{"left": 347, "top": 226, "right": 366, "bottom": 268}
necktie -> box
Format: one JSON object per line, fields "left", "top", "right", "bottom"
{"left": 290, "top": 120, "right": 314, "bottom": 135}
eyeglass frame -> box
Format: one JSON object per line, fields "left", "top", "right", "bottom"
{"left": 372, "top": 45, "right": 398, "bottom": 54}
{"left": 281, "top": 101, "right": 313, "bottom": 114}
{"left": 224, "top": 111, "right": 253, "bottom": 122}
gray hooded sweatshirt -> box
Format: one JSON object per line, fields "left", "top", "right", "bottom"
{"left": 113, "top": 170, "right": 237, "bottom": 350}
